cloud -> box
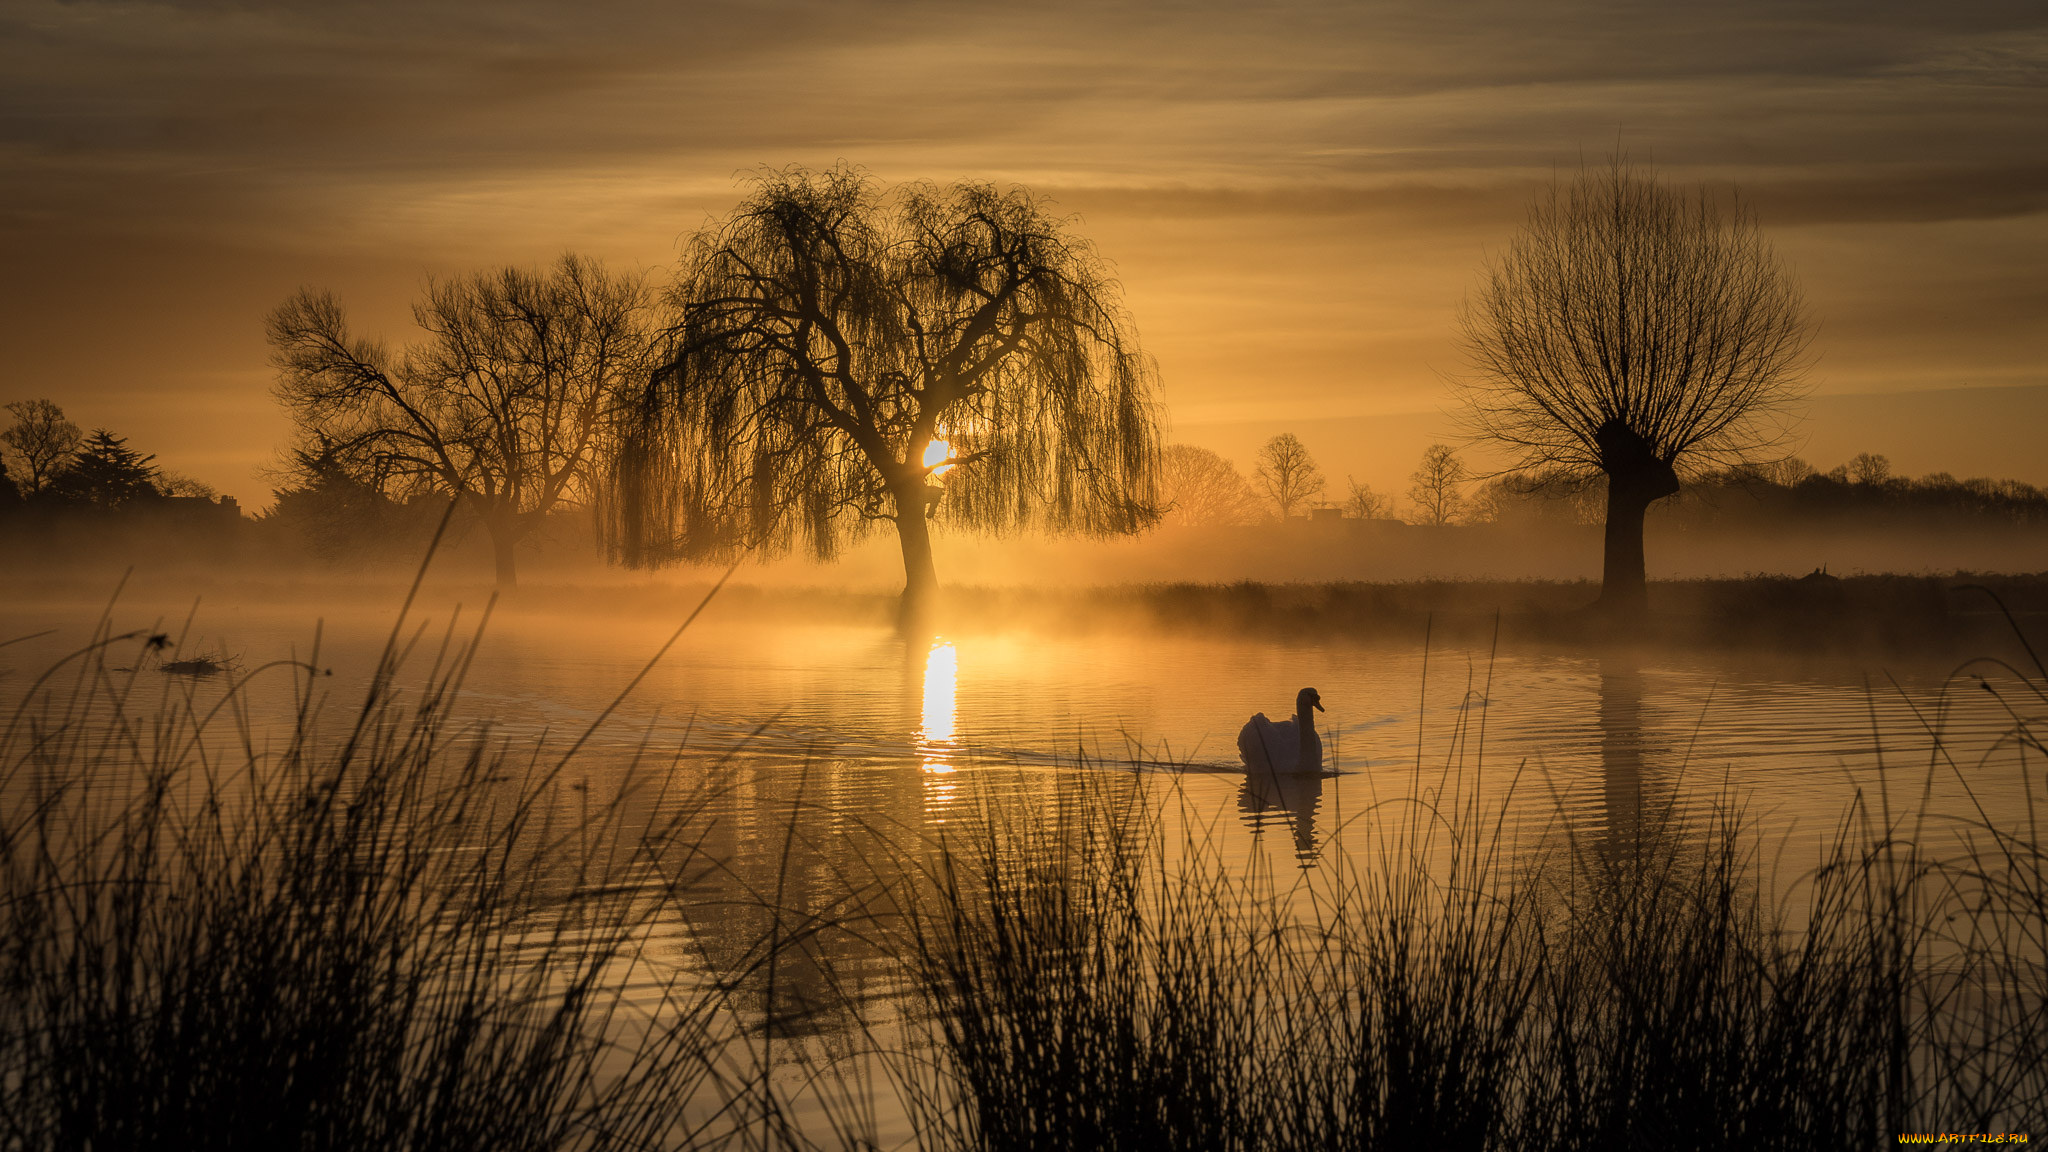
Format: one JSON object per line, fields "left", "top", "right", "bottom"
{"left": 0, "top": 0, "right": 2041, "bottom": 498}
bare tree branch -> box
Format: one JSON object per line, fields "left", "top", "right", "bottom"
{"left": 1, "top": 400, "right": 84, "bottom": 495}
{"left": 268, "top": 254, "right": 652, "bottom": 586}
{"left": 1454, "top": 155, "right": 1811, "bottom": 610}
{"left": 1160, "top": 444, "right": 1260, "bottom": 527}
{"left": 1407, "top": 444, "right": 1468, "bottom": 526}
{"left": 1253, "top": 433, "right": 1325, "bottom": 520}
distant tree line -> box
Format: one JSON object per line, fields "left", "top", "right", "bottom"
{"left": 0, "top": 400, "right": 227, "bottom": 513}
{"left": 1154, "top": 433, "right": 2048, "bottom": 535}
{"left": 1671, "top": 456, "right": 2048, "bottom": 529}
{"left": 1156, "top": 436, "right": 1462, "bottom": 527}
{"left": 1450, "top": 455, "right": 2046, "bottom": 531}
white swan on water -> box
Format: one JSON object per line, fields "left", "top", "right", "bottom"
{"left": 1238, "top": 687, "right": 1326, "bottom": 775}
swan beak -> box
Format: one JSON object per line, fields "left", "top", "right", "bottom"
{"left": 1312, "top": 698, "right": 1325, "bottom": 712}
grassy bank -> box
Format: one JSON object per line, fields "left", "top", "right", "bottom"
{"left": 4, "top": 601, "right": 2046, "bottom": 1148}
{"left": 6, "top": 571, "right": 2042, "bottom": 659}
{"left": 912, "top": 572, "right": 2048, "bottom": 656}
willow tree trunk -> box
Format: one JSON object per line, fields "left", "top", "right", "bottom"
{"left": 892, "top": 482, "right": 941, "bottom": 611}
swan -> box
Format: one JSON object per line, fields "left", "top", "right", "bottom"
{"left": 1238, "top": 687, "right": 1326, "bottom": 775}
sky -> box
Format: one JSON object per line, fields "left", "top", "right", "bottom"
{"left": 1, "top": 0, "right": 2043, "bottom": 507}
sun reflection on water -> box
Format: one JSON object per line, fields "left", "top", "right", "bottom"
{"left": 919, "top": 639, "right": 958, "bottom": 775}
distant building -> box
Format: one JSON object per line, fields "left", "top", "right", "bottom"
{"left": 164, "top": 494, "right": 243, "bottom": 522}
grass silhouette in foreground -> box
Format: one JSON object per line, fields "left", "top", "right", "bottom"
{"left": 3, "top": 592, "right": 2046, "bottom": 1148}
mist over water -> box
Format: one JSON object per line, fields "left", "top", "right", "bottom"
{"left": 2, "top": 581, "right": 2025, "bottom": 880}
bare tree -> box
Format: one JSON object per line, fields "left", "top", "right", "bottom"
{"left": 1466, "top": 468, "right": 1604, "bottom": 526}
{"left": 1848, "top": 452, "right": 1892, "bottom": 486}
{"left": 1764, "top": 457, "right": 1816, "bottom": 487}
{"left": 269, "top": 254, "right": 651, "bottom": 586}
{"left": 1344, "top": 476, "right": 1393, "bottom": 520}
{"left": 1456, "top": 156, "right": 1810, "bottom": 612}
{"left": 1159, "top": 444, "right": 1259, "bottom": 527}
{"left": 1407, "top": 443, "right": 1468, "bottom": 525}
{"left": 2, "top": 400, "right": 84, "bottom": 495}
{"left": 607, "top": 168, "right": 1161, "bottom": 608}
{"left": 157, "top": 473, "right": 220, "bottom": 499}
{"left": 1253, "top": 433, "right": 1325, "bottom": 520}
{"left": 1464, "top": 477, "right": 1517, "bottom": 525}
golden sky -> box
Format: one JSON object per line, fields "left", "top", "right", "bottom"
{"left": 1, "top": 0, "right": 2042, "bottom": 504}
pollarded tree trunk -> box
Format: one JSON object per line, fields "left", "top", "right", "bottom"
{"left": 1595, "top": 421, "right": 1680, "bottom": 616}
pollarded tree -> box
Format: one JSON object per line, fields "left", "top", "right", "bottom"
{"left": 1456, "top": 156, "right": 1810, "bottom": 613}
{"left": 1252, "top": 433, "right": 1325, "bottom": 520}
{"left": 1159, "top": 444, "right": 1260, "bottom": 527}
{"left": 269, "top": 254, "right": 652, "bottom": 586}
{"left": 606, "top": 168, "right": 1161, "bottom": 606}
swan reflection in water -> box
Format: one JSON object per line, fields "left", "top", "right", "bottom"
{"left": 1239, "top": 768, "right": 1326, "bottom": 866}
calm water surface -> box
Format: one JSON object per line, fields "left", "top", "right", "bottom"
{"left": 2, "top": 593, "right": 2034, "bottom": 877}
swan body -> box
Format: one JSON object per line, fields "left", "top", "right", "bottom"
{"left": 1239, "top": 687, "right": 1326, "bottom": 775}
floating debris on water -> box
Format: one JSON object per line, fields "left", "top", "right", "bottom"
{"left": 160, "top": 654, "right": 238, "bottom": 677}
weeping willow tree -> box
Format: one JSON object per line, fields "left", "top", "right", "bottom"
{"left": 1455, "top": 157, "right": 1811, "bottom": 615}
{"left": 605, "top": 168, "right": 1162, "bottom": 606}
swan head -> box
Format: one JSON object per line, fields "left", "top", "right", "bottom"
{"left": 1297, "top": 687, "right": 1324, "bottom": 714}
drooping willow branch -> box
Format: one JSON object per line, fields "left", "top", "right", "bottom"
{"left": 602, "top": 168, "right": 1163, "bottom": 573}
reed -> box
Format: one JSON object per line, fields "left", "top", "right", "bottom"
{"left": 883, "top": 671, "right": 2048, "bottom": 1148}
{"left": 0, "top": 602, "right": 763, "bottom": 1152}
{"left": 4, "top": 590, "right": 2045, "bottom": 1148}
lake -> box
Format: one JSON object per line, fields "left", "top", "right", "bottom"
{"left": 2, "top": 583, "right": 2031, "bottom": 882}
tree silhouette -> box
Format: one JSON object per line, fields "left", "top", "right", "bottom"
{"left": 2, "top": 400, "right": 84, "bottom": 495}
{"left": 1159, "top": 444, "right": 1259, "bottom": 527}
{"left": 1343, "top": 477, "right": 1393, "bottom": 521}
{"left": 1407, "top": 444, "right": 1468, "bottom": 526}
{"left": 269, "top": 255, "right": 651, "bottom": 586}
{"left": 606, "top": 168, "right": 1161, "bottom": 607}
{"left": 1456, "top": 156, "right": 1809, "bottom": 613}
{"left": 45, "top": 430, "right": 161, "bottom": 509}
{"left": 1848, "top": 452, "right": 1892, "bottom": 486}
{"left": 1252, "top": 433, "right": 1325, "bottom": 520}
{"left": 264, "top": 442, "right": 438, "bottom": 564}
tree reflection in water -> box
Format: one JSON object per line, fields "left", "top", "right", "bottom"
{"left": 1593, "top": 651, "right": 1680, "bottom": 879}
